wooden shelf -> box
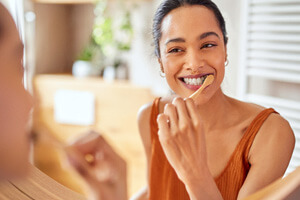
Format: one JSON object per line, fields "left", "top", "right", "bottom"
{"left": 34, "top": 0, "right": 96, "bottom": 4}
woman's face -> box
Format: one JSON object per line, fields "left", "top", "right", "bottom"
{"left": 0, "top": 4, "right": 33, "bottom": 179}
{"left": 159, "top": 5, "right": 227, "bottom": 104}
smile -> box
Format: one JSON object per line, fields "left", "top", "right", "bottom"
{"left": 179, "top": 73, "right": 213, "bottom": 91}
{"left": 179, "top": 74, "right": 211, "bottom": 85}
{"left": 183, "top": 76, "right": 206, "bottom": 85}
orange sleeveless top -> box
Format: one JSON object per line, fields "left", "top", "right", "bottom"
{"left": 148, "top": 98, "right": 277, "bottom": 200}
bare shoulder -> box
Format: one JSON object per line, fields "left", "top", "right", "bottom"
{"left": 138, "top": 101, "right": 153, "bottom": 127}
{"left": 249, "top": 108, "right": 295, "bottom": 167}
{"left": 264, "top": 112, "right": 294, "bottom": 149}
{"left": 231, "top": 98, "right": 295, "bottom": 161}
{"left": 256, "top": 111, "right": 295, "bottom": 147}
{"left": 138, "top": 96, "right": 171, "bottom": 118}
{"left": 231, "top": 97, "right": 266, "bottom": 116}
{"left": 263, "top": 111, "right": 294, "bottom": 131}
{"left": 239, "top": 98, "right": 296, "bottom": 151}
{"left": 137, "top": 97, "right": 171, "bottom": 153}
{"left": 137, "top": 102, "right": 153, "bottom": 150}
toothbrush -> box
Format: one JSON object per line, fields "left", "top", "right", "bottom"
{"left": 189, "top": 75, "right": 214, "bottom": 100}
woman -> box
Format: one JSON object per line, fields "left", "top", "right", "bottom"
{"left": 135, "top": 0, "right": 295, "bottom": 199}
{"left": 0, "top": 3, "right": 126, "bottom": 200}
{"left": 0, "top": 2, "right": 33, "bottom": 180}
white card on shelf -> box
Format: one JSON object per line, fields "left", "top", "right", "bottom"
{"left": 54, "top": 89, "right": 95, "bottom": 125}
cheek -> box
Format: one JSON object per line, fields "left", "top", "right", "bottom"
{"left": 215, "top": 57, "right": 225, "bottom": 75}
{"left": 213, "top": 59, "right": 225, "bottom": 87}
{"left": 207, "top": 49, "right": 225, "bottom": 75}
{"left": 162, "top": 57, "right": 182, "bottom": 75}
{"left": 162, "top": 59, "right": 182, "bottom": 88}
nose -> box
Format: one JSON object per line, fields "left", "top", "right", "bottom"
{"left": 184, "top": 49, "right": 204, "bottom": 73}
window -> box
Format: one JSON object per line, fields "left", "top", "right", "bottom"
{"left": 238, "top": 0, "right": 300, "bottom": 174}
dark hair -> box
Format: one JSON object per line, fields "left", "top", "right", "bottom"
{"left": 153, "top": 0, "right": 228, "bottom": 58}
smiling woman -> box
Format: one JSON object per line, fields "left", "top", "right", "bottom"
{"left": 133, "top": 0, "right": 296, "bottom": 200}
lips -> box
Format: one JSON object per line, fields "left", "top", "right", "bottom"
{"left": 178, "top": 73, "right": 213, "bottom": 90}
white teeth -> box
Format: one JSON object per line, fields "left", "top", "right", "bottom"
{"left": 183, "top": 76, "right": 206, "bottom": 86}
{"left": 196, "top": 78, "right": 201, "bottom": 85}
{"left": 192, "top": 79, "right": 197, "bottom": 85}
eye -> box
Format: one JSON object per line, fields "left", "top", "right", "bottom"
{"left": 168, "top": 48, "right": 184, "bottom": 54}
{"left": 201, "top": 43, "right": 217, "bottom": 49}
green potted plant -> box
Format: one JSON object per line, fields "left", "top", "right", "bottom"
{"left": 73, "top": 0, "right": 133, "bottom": 79}
{"left": 72, "top": 39, "right": 103, "bottom": 77}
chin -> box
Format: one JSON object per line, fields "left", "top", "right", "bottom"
{"left": 193, "top": 93, "right": 214, "bottom": 105}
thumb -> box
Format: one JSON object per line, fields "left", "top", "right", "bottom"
{"left": 65, "top": 146, "right": 95, "bottom": 184}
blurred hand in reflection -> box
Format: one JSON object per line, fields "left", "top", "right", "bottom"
{"left": 67, "top": 131, "right": 127, "bottom": 200}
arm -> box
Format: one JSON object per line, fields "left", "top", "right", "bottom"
{"left": 243, "top": 166, "right": 300, "bottom": 200}
{"left": 237, "top": 113, "right": 295, "bottom": 199}
{"left": 130, "top": 103, "right": 153, "bottom": 200}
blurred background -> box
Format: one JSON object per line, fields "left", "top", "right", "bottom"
{"left": 2, "top": 0, "right": 300, "bottom": 198}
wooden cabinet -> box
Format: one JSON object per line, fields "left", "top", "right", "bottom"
{"left": 32, "top": 1, "right": 95, "bottom": 74}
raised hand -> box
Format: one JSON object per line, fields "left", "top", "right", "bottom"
{"left": 157, "top": 97, "right": 208, "bottom": 185}
{"left": 66, "top": 131, "right": 127, "bottom": 200}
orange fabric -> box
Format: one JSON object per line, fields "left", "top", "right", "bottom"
{"left": 148, "top": 97, "right": 277, "bottom": 200}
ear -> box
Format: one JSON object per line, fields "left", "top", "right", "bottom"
{"left": 158, "top": 58, "right": 164, "bottom": 73}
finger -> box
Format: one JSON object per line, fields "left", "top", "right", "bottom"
{"left": 65, "top": 146, "right": 95, "bottom": 180}
{"left": 164, "top": 103, "right": 178, "bottom": 129}
{"left": 68, "top": 130, "right": 101, "bottom": 155}
{"left": 185, "top": 98, "right": 202, "bottom": 128}
{"left": 68, "top": 131, "right": 112, "bottom": 165}
{"left": 95, "top": 136, "right": 125, "bottom": 165}
{"left": 172, "top": 97, "right": 191, "bottom": 122}
{"left": 94, "top": 152, "right": 126, "bottom": 185}
{"left": 157, "top": 114, "right": 171, "bottom": 139}
{"left": 93, "top": 158, "right": 113, "bottom": 182}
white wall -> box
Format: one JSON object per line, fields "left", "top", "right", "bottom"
{"left": 128, "top": 0, "right": 170, "bottom": 97}
{"left": 213, "top": 0, "right": 241, "bottom": 98}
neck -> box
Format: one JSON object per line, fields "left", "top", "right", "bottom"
{"left": 195, "top": 89, "right": 235, "bottom": 132}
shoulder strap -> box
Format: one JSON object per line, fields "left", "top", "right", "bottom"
{"left": 150, "top": 97, "right": 161, "bottom": 141}
{"left": 240, "top": 108, "right": 278, "bottom": 160}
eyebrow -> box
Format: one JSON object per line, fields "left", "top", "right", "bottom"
{"left": 165, "top": 31, "right": 220, "bottom": 45}
{"left": 199, "top": 31, "right": 220, "bottom": 40}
